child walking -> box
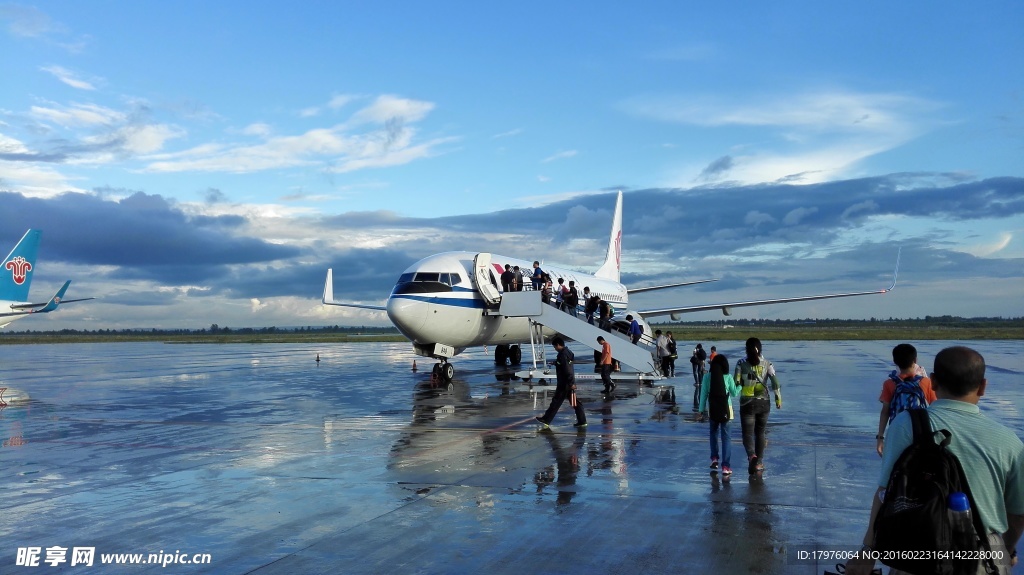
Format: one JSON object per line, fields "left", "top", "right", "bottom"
{"left": 698, "top": 354, "right": 739, "bottom": 475}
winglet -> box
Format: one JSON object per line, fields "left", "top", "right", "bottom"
{"left": 323, "top": 269, "right": 335, "bottom": 304}
{"left": 37, "top": 280, "right": 71, "bottom": 313}
{"left": 886, "top": 247, "right": 901, "bottom": 292}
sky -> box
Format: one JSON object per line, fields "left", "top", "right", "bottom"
{"left": 0, "top": 1, "right": 1022, "bottom": 330}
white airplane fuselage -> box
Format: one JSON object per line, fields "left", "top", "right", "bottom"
{"left": 385, "top": 251, "right": 633, "bottom": 353}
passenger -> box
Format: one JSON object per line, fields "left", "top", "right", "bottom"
{"left": 691, "top": 343, "right": 707, "bottom": 388}
{"left": 500, "top": 264, "right": 514, "bottom": 292}
{"left": 598, "top": 299, "right": 613, "bottom": 332}
{"left": 531, "top": 261, "right": 544, "bottom": 291}
{"left": 698, "top": 353, "right": 739, "bottom": 476}
{"left": 843, "top": 346, "right": 1024, "bottom": 575}
{"left": 626, "top": 314, "right": 642, "bottom": 345}
{"left": 875, "top": 343, "right": 937, "bottom": 457}
{"left": 566, "top": 280, "right": 579, "bottom": 317}
{"left": 690, "top": 343, "right": 707, "bottom": 409}
{"left": 535, "top": 336, "right": 587, "bottom": 428}
{"left": 555, "top": 278, "right": 566, "bottom": 310}
{"left": 583, "top": 289, "right": 598, "bottom": 325}
{"left": 665, "top": 331, "right": 677, "bottom": 377}
{"left": 655, "top": 329, "right": 670, "bottom": 376}
{"left": 597, "top": 336, "right": 615, "bottom": 394}
{"left": 734, "top": 337, "right": 782, "bottom": 475}
{"left": 513, "top": 265, "right": 524, "bottom": 291}
{"left": 541, "top": 275, "right": 553, "bottom": 304}
{"left": 709, "top": 346, "right": 718, "bottom": 362}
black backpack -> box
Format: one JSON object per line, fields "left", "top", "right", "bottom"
{"left": 872, "top": 409, "right": 996, "bottom": 575}
{"left": 707, "top": 375, "right": 729, "bottom": 423}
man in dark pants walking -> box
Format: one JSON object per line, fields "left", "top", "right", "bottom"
{"left": 536, "top": 337, "right": 587, "bottom": 428}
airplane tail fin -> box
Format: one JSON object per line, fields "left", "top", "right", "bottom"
{"left": 1, "top": 230, "right": 41, "bottom": 302}
{"left": 594, "top": 191, "right": 622, "bottom": 282}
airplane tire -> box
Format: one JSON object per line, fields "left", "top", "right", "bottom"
{"left": 509, "top": 345, "right": 522, "bottom": 365}
{"left": 443, "top": 363, "right": 455, "bottom": 381}
{"left": 494, "top": 344, "right": 509, "bottom": 365}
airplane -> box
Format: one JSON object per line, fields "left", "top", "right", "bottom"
{"left": 0, "top": 229, "right": 94, "bottom": 329}
{"left": 322, "top": 191, "right": 898, "bottom": 381}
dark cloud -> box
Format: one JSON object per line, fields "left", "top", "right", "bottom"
{"left": 0, "top": 191, "right": 300, "bottom": 286}
{"left": 696, "top": 155, "right": 733, "bottom": 182}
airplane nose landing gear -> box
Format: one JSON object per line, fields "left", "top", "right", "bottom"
{"left": 432, "top": 360, "right": 454, "bottom": 382}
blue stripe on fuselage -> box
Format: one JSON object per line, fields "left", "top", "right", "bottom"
{"left": 390, "top": 294, "right": 488, "bottom": 309}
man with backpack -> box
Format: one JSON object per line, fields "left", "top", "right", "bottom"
{"left": 844, "top": 346, "right": 1024, "bottom": 575}
{"left": 876, "top": 343, "right": 937, "bottom": 457}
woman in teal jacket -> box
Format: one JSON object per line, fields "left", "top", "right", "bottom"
{"left": 698, "top": 353, "right": 740, "bottom": 475}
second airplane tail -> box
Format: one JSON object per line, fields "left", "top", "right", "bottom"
{"left": 1, "top": 229, "right": 41, "bottom": 302}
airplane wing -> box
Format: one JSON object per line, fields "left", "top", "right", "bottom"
{"left": 628, "top": 278, "right": 718, "bottom": 294}
{"left": 639, "top": 249, "right": 900, "bottom": 318}
{"left": 322, "top": 269, "right": 387, "bottom": 311}
{"left": 2, "top": 281, "right": 95, "bottom": 316}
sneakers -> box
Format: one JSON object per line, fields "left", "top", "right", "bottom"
{"left": 710, "top": 458, "right": 719, "bottom": 470}
{"left": 535, "top": 416, "right": 550, "bottom": 426}
{"left": 748, "top": 456, "right": 759, "bottom": 475}
{"left": 722, "top": 466, "right": 732, "bottom": 476}
{"left": 573, "top": 421, "right": 587, "bottom": 428}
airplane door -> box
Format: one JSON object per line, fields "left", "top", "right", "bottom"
{"left": 472, "top": 253, "right": 502, "bottom": 306}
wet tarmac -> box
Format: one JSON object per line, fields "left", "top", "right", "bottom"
{"left": 1, "top": 340, "right": 1021, "bottom": 574}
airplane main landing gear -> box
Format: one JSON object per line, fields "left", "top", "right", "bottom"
{"left": 493, "top": 344, "right": 522, "bottom": 365}
{"left": 432, "top": 360, "right": 454, "bottom": 382}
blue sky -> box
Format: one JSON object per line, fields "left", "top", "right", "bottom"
{"left": 0, "top": 1, "right": 1021, "bottom": 330}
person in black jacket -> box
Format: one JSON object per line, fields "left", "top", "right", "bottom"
{"left": 536, "top": 337, "right": 587, "bottom": 428}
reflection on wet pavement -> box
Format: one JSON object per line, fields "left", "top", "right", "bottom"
{"left": 0, "top": 340, "right": 1020, "bottom": 573}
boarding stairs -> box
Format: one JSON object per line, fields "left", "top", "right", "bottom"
{"left": 491, "top": 291, "right": 661, "bottom": 378}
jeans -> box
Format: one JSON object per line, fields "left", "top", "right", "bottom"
{"left": 709, "top": 419, "right": 732, "bottom": 468}
{"left": 600, "top": 364, "right": 613, "bottom": 390}
{"left": 740, "top": 399, "right": 771, "bottom": 461}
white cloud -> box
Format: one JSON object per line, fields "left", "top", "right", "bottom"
{"left": 30, "top": 102, "right": 124, "bottom": 127}
{"left": 783, "top": 206, "right": 818, "bottom": 226}
{"left": 143, "top": 95, "right": 450, "bottom": 175}
{"left": 242, "top": 123, "right": 272, "bottom": 137}
{"left": 962, "top": 232, "right": 1013, "bottom": 257}
{"left": 328, "top": 94, "right": 357, "bottom": 110}
{"left": 542, "top": 150, "right": 578, "bottom": 163}
{"left": 625, "top": 89, "right": 942, "bottom": 185}
{"left": 492, "top": 128, "right": 523, "bottom": 139}
{"left": 40, "top": 65, "right": 97, "bottom": 90}
{"left": 744, "top": 210, "right": 776, "bottom": 226}
{"left": 349, "top": 95, "right": 434, "bottom": 125}
{"left": 841, "top": 200, "right": 878, "bottom": 219}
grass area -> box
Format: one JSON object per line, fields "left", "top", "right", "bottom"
{"left": 1, "top": 324, "right": 1021, "bottom": 345}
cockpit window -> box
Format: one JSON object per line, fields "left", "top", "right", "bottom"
{"left": 396, "top": 271, "right": 462, "bottom": 287}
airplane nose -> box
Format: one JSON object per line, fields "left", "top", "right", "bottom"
{"left": 387, "top": 296, "right": 427, "bottom": 339}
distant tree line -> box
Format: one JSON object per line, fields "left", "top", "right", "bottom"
{"left": 653, "top": 316, "right": 1024, "bottom": 328}
{"left": 0, "top": 324, "right": 402, "bottom": 337}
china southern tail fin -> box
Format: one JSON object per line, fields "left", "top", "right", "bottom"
{"left": 594, "top": 191, "right": 623, "bottom": 282}
{"left": 1, "top": 229, "right": 41, "bottom": 302}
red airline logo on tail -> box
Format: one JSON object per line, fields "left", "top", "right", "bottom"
{"left": 5, "top": 256, "right": 32, "bottom": 285}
